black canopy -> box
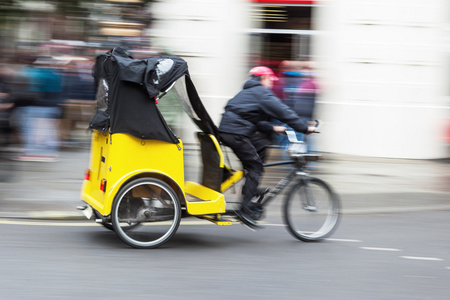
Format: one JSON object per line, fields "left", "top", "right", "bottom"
{"left": 90, "top": 47, "right": 219, "bottom": 143}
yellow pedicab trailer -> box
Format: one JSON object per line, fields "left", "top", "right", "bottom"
{"left": 80, "top": 48, "right": 242, "bottom": 248}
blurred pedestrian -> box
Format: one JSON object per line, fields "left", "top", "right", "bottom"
{"left": 13, "top": 57, "right": 63, "bottom": 162}
{"left": 0, "top": 64, "right": 18, "bottom": 182}
{"left": 0, "top": 69, "right": 13, "bottom": 146}
{"left": 292, "top": 62, "right": 319, "bottom": 154}
{"left": 218, "top": 66, "right": 316, "bottom": 227}
{"left": 57, "top": 57, "right": 97, "bottom": 146}
{"left": 273, "top": 61, "right": 319, "bottom": 156}
{"left": 62, "top": 58, "right": 95, "bottom": 101}
{"left": 9, "top": 55, "right": 40, "bottom": 150}
{"left": 271, "top": 60, "right": 290, "bottom": 100}
{"left": 282, "top": 61, "right": 304, "bottom": 109}
{"left": 271, "top": 61, "right": 304, "bottom": 147}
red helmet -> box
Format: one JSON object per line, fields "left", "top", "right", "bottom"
{"left": 249, "top": 66, "right": 278, "bottom": 81}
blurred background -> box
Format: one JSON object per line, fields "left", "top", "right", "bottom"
{"left": 0, "top": 0, "right": 449, "bottom": 159}
{"left": 0, "top": 4, "right": 449, "bottom": 297}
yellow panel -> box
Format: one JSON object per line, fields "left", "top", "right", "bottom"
{"left": 82, "top": 132, "right": 185, "bottom": 216}
{"left": 221, "top": 169, "right": 244, "bottom": 192}
{"left": 184, "top": 181, "right": 226, "bottom": 215}
{"left": 207, "top": 134, "right": 224, "bottom": 168}
{"left": 81, "top": 131, "right": 109, "bottom": 214}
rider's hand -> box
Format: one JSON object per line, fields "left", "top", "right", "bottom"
{"left": 306, "top": 126, "right": 317, "bottom": 135}
{"left": 273, "top": 126, "right": 287, "bottom": 134}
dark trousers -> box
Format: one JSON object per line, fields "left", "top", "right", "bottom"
{"left": 220, "top": 132, "right": 270, "bottom": 208}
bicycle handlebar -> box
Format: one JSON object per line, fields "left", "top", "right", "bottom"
{"left": 284, "top": 119, "right": 321, "bottom": 143}
{"left": 312, "top": 119, "right": 321, "bottom": 133}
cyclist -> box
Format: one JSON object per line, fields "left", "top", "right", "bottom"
{"left": 218, "top": 66, "right": 316, "bottom": 228}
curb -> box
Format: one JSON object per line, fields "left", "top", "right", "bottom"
{"left": 1, "top": 204, "right": 450, "bottom": 221}
{"left": 0, "top": 211, "right": 87, "bottom": 221}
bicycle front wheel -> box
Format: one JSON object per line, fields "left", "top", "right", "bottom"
{"left": 111, "top": 178, "right": 181, "bottom": 249}
{"left": 283, "top": 177, "right": 340, "bottom": 242}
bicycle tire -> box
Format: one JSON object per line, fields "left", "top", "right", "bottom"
{"left": 111, "top": 177, "right": 181, "bottom": 249}
{"left": 283, "top": 177, "right": 340, "bottom": 242}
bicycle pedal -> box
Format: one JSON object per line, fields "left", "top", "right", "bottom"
{"left": 233, "top": 210, "right": 263, "bottom": 229}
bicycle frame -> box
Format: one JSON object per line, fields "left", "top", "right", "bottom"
{"left": 257, "top": 157, "right": 311, "bottom": 207}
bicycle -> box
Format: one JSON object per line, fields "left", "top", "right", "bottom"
{"left": 233, "top": 127, "right": 341, "bottom": 241}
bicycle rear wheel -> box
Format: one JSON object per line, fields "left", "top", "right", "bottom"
{"left": 283, "top": 177, "right": 340, "bottom": 241}
{"left": 111, "top": 177, "right": 181, "bottom": 249}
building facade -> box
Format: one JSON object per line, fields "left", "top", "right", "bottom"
{"left": 150, "top": 0, "right": 450, "bottom": 158}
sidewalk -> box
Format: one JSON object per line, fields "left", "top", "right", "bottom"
{"left": 0, "top": 146, "right": 449, "bottom": 220}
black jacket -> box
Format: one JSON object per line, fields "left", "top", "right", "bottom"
{"left": 218, "top": 77, "right": 308, "bottom": 137}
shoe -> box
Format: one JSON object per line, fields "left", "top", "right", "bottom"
{"left": 247, "top": 202, "right": 264, "bottom": 220}
{"left": 233, "top": 209, "right": 262, "bottom": 229}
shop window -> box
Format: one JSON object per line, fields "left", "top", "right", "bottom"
{"left": 252, "top": 5, "right": 312, "bottom": 30}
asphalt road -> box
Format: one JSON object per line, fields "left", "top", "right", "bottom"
{"left": 1, "top": 211, "right": 449, "bottom": 300}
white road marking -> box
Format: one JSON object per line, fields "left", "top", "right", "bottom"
{"left": 360, "top": 247, "right": 402, "bottom": 252}
{"left": 262, "top": 223, "right": 286, "bottom": 227}
{"left": 327, "top": 238, "right": 362, "bottom": 243}
{"left": 400, "top": 256, "right": 443, "bottom": 261}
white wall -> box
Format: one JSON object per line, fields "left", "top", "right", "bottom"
{"left": 149, "top": 0, "right": 251, "bottom": 143}
{"left": 313, "top": 0, "right": 449, "bottom": 158}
